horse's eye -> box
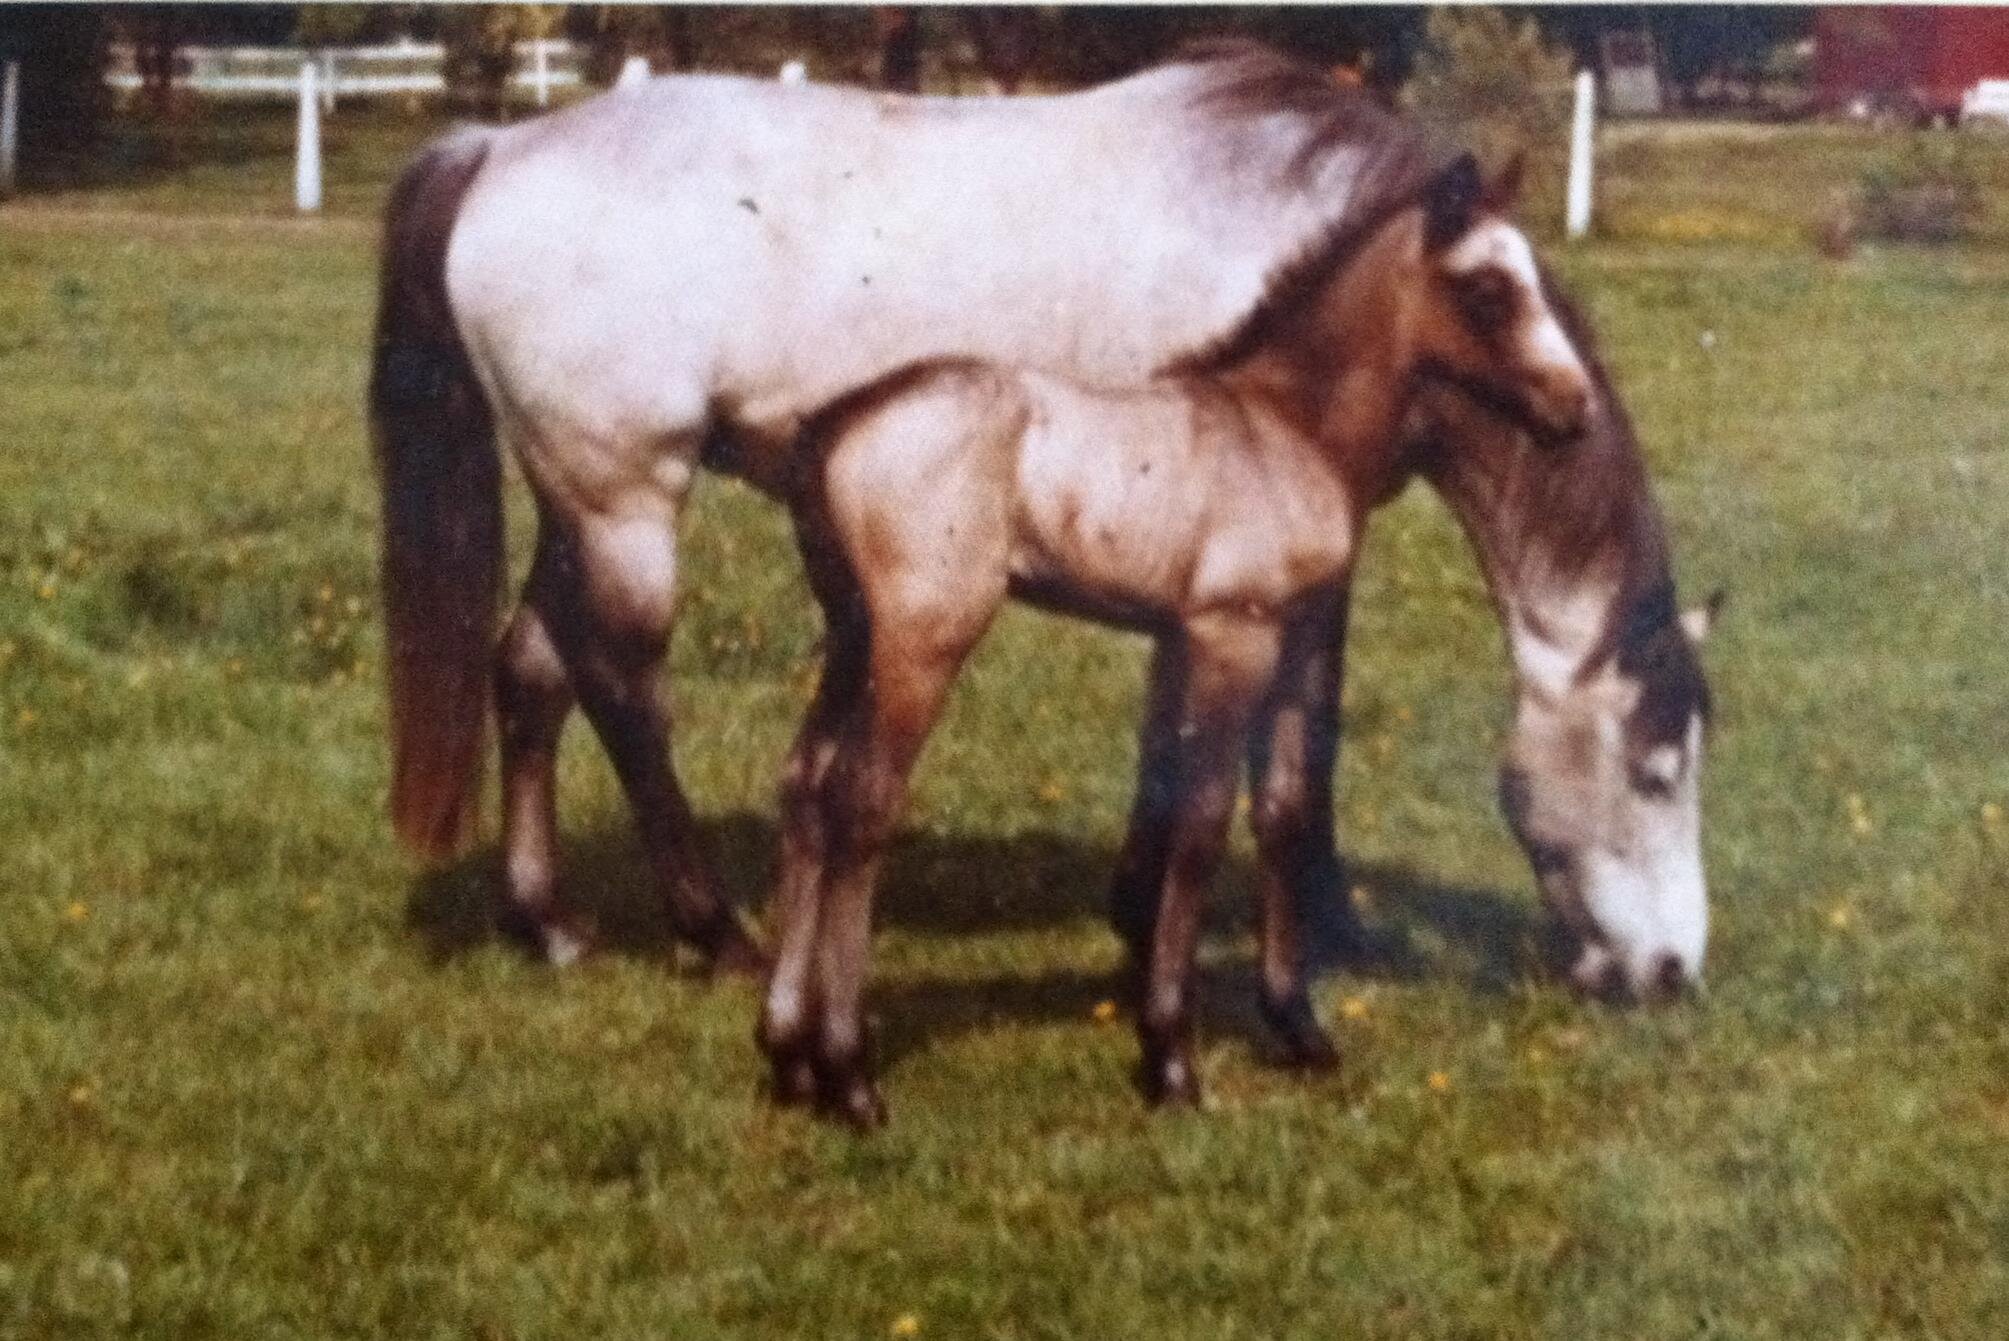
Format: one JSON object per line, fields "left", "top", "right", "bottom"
{"left": 1452, "top": 270, "right": 1516, "bottom": 331}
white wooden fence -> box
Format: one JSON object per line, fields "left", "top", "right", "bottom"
{"left": 1963, "top": 80, "right": 2009, "bottom": 128}
{"left": 105, "top": 39, "right": 583, "bottom": 108}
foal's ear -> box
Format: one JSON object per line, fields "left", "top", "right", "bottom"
{"left": 1423, "top": 152, "right": 1483, "bottom": 251}
{"left": 1680, "top": 588, "right": 1727, "bottom": 644}
{"left": 1479, "top": 151, "right": 1528, "bottom": 215}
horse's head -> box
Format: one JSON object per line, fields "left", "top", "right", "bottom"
{"left": 1412, "top": 154, "right": 1593, "bottom": 444}
{"left": 1498, "top": 592, "right": 1719, "bottom": 1003}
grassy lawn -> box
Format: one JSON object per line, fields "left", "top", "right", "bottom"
{"left": 3, "top": 103, "right": 2008, "bottom": 1338}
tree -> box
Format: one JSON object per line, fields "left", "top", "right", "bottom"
{"left": 873, "top": 7, "right": 920, "bottom": 92}
{"left": 0, "top": 5, "right": 112, "bottom": 188}
{"left": 964, "top": 8, "right": 1039, "bottom": 94}
{"left": 438, "top": 4, "right": 559, "bottom": 119}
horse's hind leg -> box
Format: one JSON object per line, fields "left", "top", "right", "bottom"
{"left": 1243, "top": 586, "right": 1354, "bottom": 1070}
{"left": 760, "top": 516, "right": 872, "bottom": 1107}
{"left": 493, "top": 551, "right": 587, "bottom": 963}
{"left": 533, "top": 505, "right": 763, "bottom": 975}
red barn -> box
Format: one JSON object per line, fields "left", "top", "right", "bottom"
{"left": 1816, "top": 6, "right": 2009, "bottom": 121}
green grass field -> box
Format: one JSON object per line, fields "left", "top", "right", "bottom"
{"left": 3, "top": 103, "right": 2008, "bottom": 1338}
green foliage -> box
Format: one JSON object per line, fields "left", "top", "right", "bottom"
{"left": 1857, "top": 137, "right": 1987, "bottom": 245}
{"left": 1407, "top": 6, "right": 1575, "bottom": 207}
{"left": 439, "top": 4, "right": 561, "bottom": 117}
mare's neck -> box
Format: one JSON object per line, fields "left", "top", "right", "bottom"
{"left": 1422, "top": 409, "right": 1645, "bottom": 701}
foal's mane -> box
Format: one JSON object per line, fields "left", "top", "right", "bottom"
{"left": 1161, "top": 41, "right": 1464, "bottom": 374}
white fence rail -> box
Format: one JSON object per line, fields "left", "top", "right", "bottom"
{"left": 105, "top": 39, "right": 583, "bottom": 105}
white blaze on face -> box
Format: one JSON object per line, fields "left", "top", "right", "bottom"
{"left": 1581, "top": 710, "right": 1708, "bottom": 991}
{"left": 1442, "top": 220, "right": 1585, "bottom": 388}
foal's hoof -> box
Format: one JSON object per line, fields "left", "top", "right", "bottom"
{"left": 767, "top": 1053, "right": 820, "bottom": 1109}
{"left": 541, "top": 918, "right": 597, "bottom": 969}
{"left": 820, "top": 1075, "right": 889, "bottom": 1131}
{"left": 1139, "top": 1050, "right": 1203, "bottom": 1109}
{"left": 1260, "top": 998, "right": 1342, "bottom": 1072}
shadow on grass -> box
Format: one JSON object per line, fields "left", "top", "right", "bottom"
{"left": 406, "top": 810, "right": 1554, "bottom": 1065}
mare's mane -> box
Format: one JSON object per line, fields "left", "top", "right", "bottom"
{"left": 1163, "top": 42, "right": 1464, "bottom": 373}
{"left": 1422, "top": 264, "right": 1711, "bottom": 733}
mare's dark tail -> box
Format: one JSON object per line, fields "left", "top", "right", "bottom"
{"left": 368, "top": 127, "right": 500, "bottom": 860}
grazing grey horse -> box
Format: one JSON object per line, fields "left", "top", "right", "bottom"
{"left": 372, "top": 44, "right": 1542, "bottom": 971}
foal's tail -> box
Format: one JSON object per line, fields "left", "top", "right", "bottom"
{"left": 369, "top": 127, "right": 500, "bottom": 860}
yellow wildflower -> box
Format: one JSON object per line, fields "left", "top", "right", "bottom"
{"left": 890, "top": 1315, "right": 921, "bottom": 1338}
{"left": 64, "top": 901, "right": 89, "bottom": 923}
{"left": 1091, "top": 1000, "right": 1118, "bottom": 1024}
{"left": 1037, "top": 778, "right": 1066, "bottom": 803}
{"left": 1427, "top": 1070, "right": 1451, "bottom": 1094}
{"left": 1983, "top": 802, "right": 2004, "bottom": 828}
{"left": 36, "top": 580, "right": 55, "bottom": 600}
{"left": 1828, "top": 904, "right": 1852, "bottom": 931}
{"left": 1340, "top": 996, "right": 1369, "bottom": 1021}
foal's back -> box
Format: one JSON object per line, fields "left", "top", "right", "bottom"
{"left": 816, "top": 361, "right": 1357, "bottom": 625}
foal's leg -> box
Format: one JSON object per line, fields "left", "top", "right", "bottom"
{"left": 1243, "top": 585, "right": 1353, "bottom": 1069}
{"left": 805, "top": 613, "right": 987, "bottom": 1128}
{"left": 1138, "top": 613, "right": 1283, "bottom": 1108}
{"left": 1108, "top": 637, "right": 1185, "bottom": 962}
{"left": 493, "top": 542, "right": 586, "bottom": 962}
{"left": 533, "top": 507, "right": 763, "bottom": 974}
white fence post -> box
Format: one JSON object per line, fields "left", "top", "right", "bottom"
{"left": 615, "top": 54, "right": 650, "bottom": 89}
{"left": 1566, "top": 69, "right": 1596, "bottom": 240}
{"left": 295, "top": 61, "right": 321, "bottom": 213}
{"left": 779, "top": 59, "right": 807, "bottom": 85}
{"left": 0, "top": 61, "right": 19, "bottom": 199}
{"left": 532, "top": 39, "right": 551, "bottom": 107}
{"left": 321, "top": 50, "right": 337, "bottom": 113}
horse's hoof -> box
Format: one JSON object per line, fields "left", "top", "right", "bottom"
{"left": 821, "top": 1076, "right": 888, "bottom": 1131}
{"left": 542, "top": 919, "right": 595, "bottom": 968}
{"left": 769, "top": 1055, "right": 820, "bottom": 1109}
{"left": 1139, "top": 1051, "right": 1202, "bottom": 1109}
{"left": 1281, "top": 1028, "right": 1341, "bottom": 1072}
{"left": 1260, "top": 998, "right": 1341, "bottom": 1072}
{"left": 705, "top": 927, "right": 771, "bottom": 980}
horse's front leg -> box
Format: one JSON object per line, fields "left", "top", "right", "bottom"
{"left": 1243, "top": 582, "right": 1355, "bottom": 1070}
{"left": 1108, "top": 636, "right": 1185, "bottom": 963}
{"left": 1138, "top": 612, "right": 1283, "bottom": 1108}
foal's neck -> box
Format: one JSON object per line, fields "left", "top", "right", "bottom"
{"left": 1214, "top": 212, "right": 1420, "bottom": 475}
